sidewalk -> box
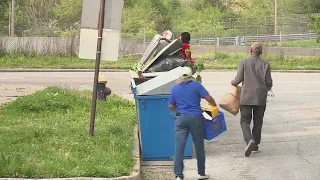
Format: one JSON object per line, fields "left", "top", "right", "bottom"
{"left": 0, "top": 84, "right": 44, "bottom": 106}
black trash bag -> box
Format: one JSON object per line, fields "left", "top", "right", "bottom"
{"left": 148, "top": 57, "right": 188, "bottom": 72}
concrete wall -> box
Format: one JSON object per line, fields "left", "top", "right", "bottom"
{"left": 0, "top": 37, "right": 79, "bottom": 55}
{"left": 0, "top": 37, "right": 147, "bottom": 56}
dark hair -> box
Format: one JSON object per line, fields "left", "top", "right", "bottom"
{"left": 180, "top": 32, "right": 191, "bottom": 44}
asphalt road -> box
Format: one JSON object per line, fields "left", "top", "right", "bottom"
{"left": 1, "top": 71, "right": 320, "bottom": 180}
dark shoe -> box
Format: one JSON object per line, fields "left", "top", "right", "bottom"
{"left": 176, "top": 176, "right": 183, "bottom": 180}
{"left": 245, "top": 140, "right": 255, "bottom": 157}
{"left": 252, "top": 145, "right": 259, "bottom": 153}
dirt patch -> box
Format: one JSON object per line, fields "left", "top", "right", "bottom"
{"left": 0, "top": 84, "right": 45, "bottom": 106}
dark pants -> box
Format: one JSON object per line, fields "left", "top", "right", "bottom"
{"left": 174, "top": 114, "right": 206, "bottom": 178}
{"left": 240, "top": 105, "right": 266, "bottom": 145}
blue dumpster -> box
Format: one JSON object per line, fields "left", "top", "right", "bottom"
{"left": 133, "top": 87, "right": 193, "bottom": 161}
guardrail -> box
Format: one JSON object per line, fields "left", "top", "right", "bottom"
{"left": 189, "top": 33, "right": 318, "bottom": 45}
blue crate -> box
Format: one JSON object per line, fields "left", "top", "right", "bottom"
{"left": 204, "top": 111, "right": 227, "bottom": 140}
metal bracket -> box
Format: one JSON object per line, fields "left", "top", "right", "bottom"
{"left": 141, "top": 100, "right": 147, "bottom": 110}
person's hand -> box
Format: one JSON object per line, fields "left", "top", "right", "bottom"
{"left": 268, "top": 89, "right": 275, "bottom": 97}
{"left": 231, "top": 80, "right": 237, "bottom": 86}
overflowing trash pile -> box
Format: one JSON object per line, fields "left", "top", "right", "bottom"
{"left": 130, "top": 30, "right": 204, "bottom": 82}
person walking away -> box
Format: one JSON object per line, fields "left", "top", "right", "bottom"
{"left": 168, "top": 67, "right": 216, "bottom": 180}
{"left": 231, "top": 42, "right": 273, "bottom": 157}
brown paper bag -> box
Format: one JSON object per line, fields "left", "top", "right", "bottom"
{"left": 219, "top": 86, "right": 241, "bottom": 116}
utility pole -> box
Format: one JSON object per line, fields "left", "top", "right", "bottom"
{"left": 274, "top": 0, "right": 278, "bottom": 35}
{"left": 10, "top": 0, "right": 15, "bottom": 37}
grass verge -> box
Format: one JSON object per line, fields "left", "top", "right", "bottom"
{"left": 1, "top": 51, "right": 320, "bottom": 70}
{"left": 197, "top": 52, "right": 320, "bottom": 70}
{"left": 0, "top": 53, "right": 136, "bottom": 69}
{"left": 246, "top": 39, "right": 320, "bottom": 48}
{"left": 0, "top": 87, "right": 136, "bottom": 178}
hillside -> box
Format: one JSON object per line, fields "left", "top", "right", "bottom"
{"left": 0, "top": 0, "right": 319, "bottom": 38}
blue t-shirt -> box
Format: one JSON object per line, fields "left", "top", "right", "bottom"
{"left": 168, "top": 81, "right": 209, "bottom": 118}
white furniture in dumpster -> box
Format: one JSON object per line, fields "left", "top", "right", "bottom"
{"left": 135, "top": 67, "right": 191, "bottom": 96}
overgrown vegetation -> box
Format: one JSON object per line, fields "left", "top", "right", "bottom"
{"left": 0, "top": 87, "right": 136, "bottom": 178}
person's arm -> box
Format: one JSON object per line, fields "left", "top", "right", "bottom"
{"left": 204, "top": 95, "right": 217, "bottom": 106}
{"left": 198, "top": 83, "right": 217, "bottom": 106}
{"left": 168, "top": 89, "right": 177, "bottom": 111}
{"left": 185, "top": 45, "right": 195, "bottom": 65}
{"left": 169, "top": 104, "right": 176, "bottom": 111}
{"left": 265, "top": 62, "right": 273, "bottom": 91}
{"left": 231, "top": 60, "right": 244, "bottom": 86}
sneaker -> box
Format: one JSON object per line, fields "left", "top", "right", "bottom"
{"left": 245, "top": 140, "right": 255, "bottom": 157}
{"left": 252, "top": 145, "right": 259, "bottom": 153}
{"left": 176, "top": 176, "right": 183, "bottom": 180}
{"left": 198, "top": 174, "right": 210, "bottom": 180}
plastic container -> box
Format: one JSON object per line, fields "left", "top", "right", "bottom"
{"left": 204, "top": 111, "right": 227, "bottom": 141}
{"left": 201, "top": 105, "right": 219, "bottom": 118}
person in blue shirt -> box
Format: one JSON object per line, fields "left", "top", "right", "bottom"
{"left": 168, "top": 67, "right": 216, "bottom": 180}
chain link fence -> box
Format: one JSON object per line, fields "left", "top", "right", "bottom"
{"left": 0, "top": 14, "right": 319, "bottom": 57}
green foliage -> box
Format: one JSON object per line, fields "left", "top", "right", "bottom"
{"left": 283, "top": 0, "right": 320, "bottom": 14}
{"left": 53, "top": 0, "right": 82, "bottom": 30}
{"left": 309, "top": 15, "right": 320, "bottom": 42}
{"left": 0, "top": 0, "right": 320, "bottom": 38}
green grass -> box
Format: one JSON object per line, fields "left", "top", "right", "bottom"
{"left": 0, "top": 53, "right": 137, "bottom": 69}
{"left": 245, "top": 39, "right": 320, "bottom": 48}
{"left": 281, "top": 40, "right": 320, "bottom": 48}
{"left": 0, "top": 87, "right": 136, "bottom": 178}
{"left": 197, "top": 52, "right": 320, "bottom": 70}
{"left": 1, "top": 51, "right": 320, "bottom": 70}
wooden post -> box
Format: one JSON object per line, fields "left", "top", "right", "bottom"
{"left": 10, "top": 0, "right": 15, "bottom": 37}
{"left": 274, "top": 0, "right": 278, "bottom": 35}
{"left": 90, "top": 0, "right": 106, "bottom": 137}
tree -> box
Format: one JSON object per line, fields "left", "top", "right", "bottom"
{"left": 0, "top": 0, "right": 10, "bottom": 20}
{"left": 280, "top": 0, "right": 320, "bottom": 14}
{"left": 0, "top": 0, "right": 10, "bottom": 36}
{"left": 12, "top": 0, "right": 59, "bottom": 36}
{"left": 309, "top": 15, "right": 320, "bottom": 42}
{"left": 53, "top": 0, "right": 82, "bottom": 30}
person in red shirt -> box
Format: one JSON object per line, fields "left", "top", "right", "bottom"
{"left": 180, "top": 32, "right": 195, "bottom": 65}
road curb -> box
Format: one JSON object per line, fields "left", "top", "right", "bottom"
{"left": 0, "top": 125, "right": 141, "bottom": 180}
{"left": 0, "top": 69, "right": 128, "bottom": 72}
{"left": 1, "top": 68, "right": 320, "bottom": 73}
{"left": 202, "top": 69, "right": 320, "bottom": 73}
